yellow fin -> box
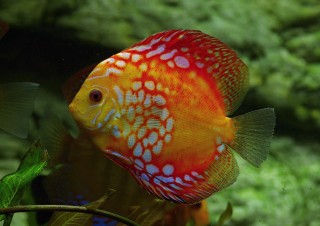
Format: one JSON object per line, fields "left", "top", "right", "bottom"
{"left": 230, "top": 108, "right": 276, "bottom": 167}
{"left": 0, "top": 82, "right": 39, "bottom": 138}
{"left": 181, "top": 147, "right": 239, "bottom": 204}
{"left": 206, "top": 146, "right": 239, "bottom": 193}
{"left": 143, "top": 146, "right": 240, "bottom": 204}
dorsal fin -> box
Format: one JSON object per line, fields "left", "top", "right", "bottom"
{"left": 129, "top": 30, "right": 249, "bottom": 115}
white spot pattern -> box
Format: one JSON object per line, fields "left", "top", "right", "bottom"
{"left": 140, "top": 173, "right": 149, "bottom": 181}
{"left": 174, "top": 56, "right": 190, "bottom": 68}
{"left": 160, "top": 49, "right": 177, "bottom": 60}
{"left": 157, "top": 176, "right": 174, "bottom": 183}
{"left": 133, "top": 143, "right": 143, "bottom": 157}
{"left": 128, "top": 134, "right": 136, "bottom": 148}
{"left": 132, "top": 54, "right": 142, "bottom": 62}
{"left": 142, "top": 149, "right": 152, "bottom": 162}
{"left": 115, "top": 60, "right": 126, "bottom": 68}
{"left": 146, "top": 118, "right": 161, "bottom": 129}
{"left": 162, "top": 164, "right": 174, "bottom": 176}
{"left": 127, "top": 106, "right": 135, "bottom": 122}
{"left": 217, "top": 144, "right": 225, "bottom": 153}
{"left": 134, "top": 159, "right": 144, "bottom": 169}
{"left": 113, "top": 86, "right": 124, "bottom": 105}
{"left": 138, "top": 90, "right": 145, "bottom": 102}
{"left": 160, "top": 108, "right": 169, "bottom": 120}
{"left": 146, "top": 44, "right": 166, "bottom": 58}
{"left": 117, "top": 52, "right": 131, "bottom": 59}
{"left": 196, "top": 61, "right": 204, "bottom": 68}
{"left": 164, "top": 134, "right": 172, "bottom": 143}
{"left": 148, "top": 132, "right": 158, "bottom": 145}
{"left": 166, "top": 117, "right": 174, "bottom": 132}
{"left": 152, "top": 140, "right": 163, "bottom": 154}
{"left": 104, "top": 68, "right": 121, "bottom": 77}
{"left": 159, "top": 126, "right": 166, "bottom": 137}
{"left": 104, "top": 58, "right": 115, "bottom": 64}
{"left": 137, "top": 126, "right": 147, "bottom": 139}
{"left": 112, "top": 126, "right": 121, "bottom": 138}
{"left": 132, "top": 116, "right": 144, "bottom": 130}
{"left": 167, "top": 61, "right": 174, "bottom": 68}
{"left": 145, "top": 81, "right": 155, "bottom": 90}
{"left": 153, "top": 95, "right": 166, "bottom": 106}
{"left": 132, "top": 81, "right": 142, "bottom": 91}
{"left": 104, "top": 109, "right": 115, "bottom": 122}
{"left": 146, "top": 164, "right": 159, "bottom": 175}
{"left": 143, "top": 94, "right": 151, "bottom": 107}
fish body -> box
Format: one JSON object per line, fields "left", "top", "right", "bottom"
{"left": 69, "top": 30, "right": 275, "bottom": 204}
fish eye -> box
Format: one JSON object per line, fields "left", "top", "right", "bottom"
{"left": 89, "top": 89, "right": 102, "bottom": 102}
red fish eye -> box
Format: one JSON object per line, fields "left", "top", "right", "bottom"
{"left": 89, "top": 89, "right": 102, "bottom": 102}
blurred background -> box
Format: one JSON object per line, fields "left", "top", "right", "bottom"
{"left": 0, "top": 0, "right": 319, "bottom": 225}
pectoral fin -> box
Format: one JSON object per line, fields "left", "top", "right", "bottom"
{"left": 0, "top": 82, "right": 39, "bottom": 138}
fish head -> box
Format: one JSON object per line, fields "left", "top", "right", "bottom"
{"left": 69, "top": 74, "right": 117, "bottom": 135}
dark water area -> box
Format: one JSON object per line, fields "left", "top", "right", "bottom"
{"left": 0, "top": 28, "right": 116, "bottom": 93}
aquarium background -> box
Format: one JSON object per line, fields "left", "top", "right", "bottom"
{"left": 0, "top": 0, "right": 319, "bottom": 225}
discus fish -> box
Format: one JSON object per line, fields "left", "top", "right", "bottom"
{"left": 69, "top": 30, "right": 275, "bottom": 204}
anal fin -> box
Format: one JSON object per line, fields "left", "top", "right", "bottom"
{"left": 146, "top": 146, "right": 240, "bottom": 204}
{"left": 206, "top": 146, "right": 239, "bottom": 192}
{"left": 178, "top": 146, "right": 239, "bottom": 204}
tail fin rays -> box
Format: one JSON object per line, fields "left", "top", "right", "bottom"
{"left": 230, "top": 108, "right": 276, "bottom": 167}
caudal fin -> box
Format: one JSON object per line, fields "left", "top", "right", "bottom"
{"left": 230, "top": 108, "right": 275, "bottom": 167}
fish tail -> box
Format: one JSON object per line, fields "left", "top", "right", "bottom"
{"left": 230, "top": 108, "right": 276, "bottom": 167}
{"left": 0, "top": 82, "right": 39, "bottom": 138}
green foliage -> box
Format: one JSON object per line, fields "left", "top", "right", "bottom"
{"left": 216, "top": 202, "right": 232, "bottom": 226}
{"left": 0, "top": 140, "right": 48, "bottom": 223}
{"left": 134, "top": 200, "right": 166, "bottom": 226}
